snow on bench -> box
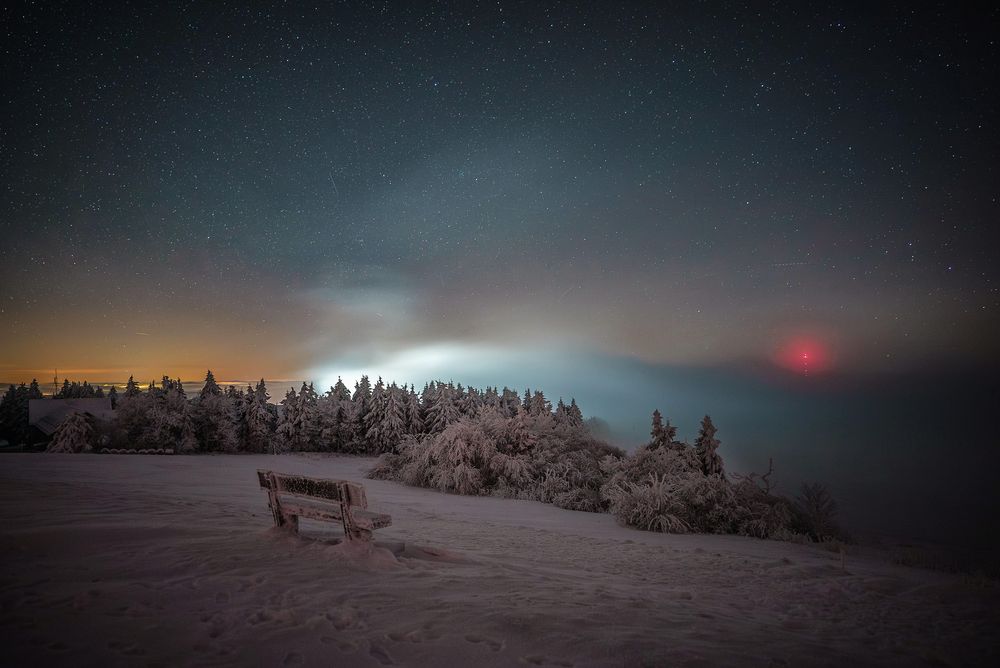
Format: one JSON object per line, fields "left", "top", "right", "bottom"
{"left": 256, "top": 469, "right": 392, "bottom": 542}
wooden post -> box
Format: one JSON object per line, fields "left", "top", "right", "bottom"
{"left": 337, "top": 482, "right": 356, "bottom": 540}
{"left": 266, "top": 471, "right": 297, "bottom": 532}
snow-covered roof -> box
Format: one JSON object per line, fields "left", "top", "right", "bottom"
{"left": 28, "top": 398, "right": 115, "bottom": 436}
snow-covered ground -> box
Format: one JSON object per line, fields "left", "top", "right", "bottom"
{"left": 1, "top": 454, "right": 996, "bottom": 667}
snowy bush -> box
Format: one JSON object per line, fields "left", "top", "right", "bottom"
{"left": 368, "top": 408, "right": 618, "bottom": 511}
{"left": 605, "top": 473, "right": 692, "bottom": 533}
{"left": 598, "top": 412, "right": 813, "bottom": 538}
{"left": 791, "top": 482, "right": 844, "bottom": 541}
{"left": 46, "top": 411, "right": 96, "bottom": 453}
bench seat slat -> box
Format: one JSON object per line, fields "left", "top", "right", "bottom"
{"left": 277, "top": 500, "right": 346, "bottom": 524}
{"left": 274, "top": 475, "right": 346, "bottom": 502}
{"left": 352, "top": 509, "right": 392, "bottom": 530}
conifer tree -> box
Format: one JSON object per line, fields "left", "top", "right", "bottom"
{"left": 554, "top": 398, "right": 569, "bottom": 423}
{"left": 425, "top": 383, "right": 459, "bottom": 433}
{"left": 124, "top": 376, "right": 140, "bottom": 398}
{"left": 0, "top": 384, "right": 30, "bottom": 444}
{"left": 375, "top": 383, "right": 407, "bottom": 452}
{"left": 363, "top": 378, "right": 387, "bottom": 452}
{"left": 200, "top": 370, "right": 222, "bottom": 399}
{"left": 243, "top": 381, "right": 274, "bottom": 453}
{"left": 331, "top": 376, "right": 351, "bottom": 401}
{"left": 353, "top": 375, "right": 371, "bottom": 403}
{"left": 404, "top": 385, "right": 424, "bottom": 434}
{"left": 194, "top": 386, "right": 236, "bottom": 452}
{"left": 160, "top": 381, "right": 198, "bottom": 452}
{"left": 529, "top": 390, "right": 551, "bottom": 416}
{"left": 500, "top": 387, "right": 520, "bottom": 417}
{"left": 567, "top": 398, "right": 584, "bottom": 426}
{"left": 650, "top": 409, "right": 667, "bottom": 449}
{"left": 276, "top": 387, "right": 299, "bottom": 452}
{"left": 296, "top": 382, "right": 320, "bottom": 450}
{"left": 694, "top": 415, "right": 724, "bottom": 478}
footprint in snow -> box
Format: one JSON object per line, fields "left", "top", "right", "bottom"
{"left": 465, "top": 634, "right": 504, "bottom": 651}
{"left": 368, "top": 642, "right": 395, "bottom": 665}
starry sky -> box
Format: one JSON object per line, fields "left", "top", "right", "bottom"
{"left": 2, "top": 3, "right": 998, "bottom": 541}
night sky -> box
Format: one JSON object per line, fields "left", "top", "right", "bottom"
{"left": 2, "top": 3, "right": 998, "bottom": 542}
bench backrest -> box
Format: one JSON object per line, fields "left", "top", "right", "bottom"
{"left": 257, "top": 470, "right": 368, "bottom": 508}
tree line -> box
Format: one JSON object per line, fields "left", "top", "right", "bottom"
{"left": 16, "top": 371, "right": 588, "bottom": 456}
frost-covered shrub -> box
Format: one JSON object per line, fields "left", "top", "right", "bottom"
{"left": 369, "top": 404, "right": 845, "bottom": 542}
{"left": 791, "top": 482, "right": 844, "bottom": 541}
{"left": 606, "top": 473, "right": 692, "bottom": 533}
{"left": 367, "top": 409, "right": 618, "bottom": 510}
{"left": 601, "top": 441, "right": 803, "bottom": 537}
{"left": 367, "top": 451, "right": 402, "bottom": 481}
{"left": 46, "top": 411, "right": 95, "bottom": 453}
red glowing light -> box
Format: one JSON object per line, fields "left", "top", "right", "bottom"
{"left": 774, "top": 336, "right": 833, "bottom": 374}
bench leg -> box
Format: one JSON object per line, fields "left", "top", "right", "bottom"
{"left": 266, "top": 482, "right": 298, "bottom": 533}
{"left": 339, "top": 501, "right": 372, "bottom": 541}
{"left": 349, "top": 527, "right": 373, "bottom": 542}
{"left": 279, "top": 512, "right": 299, "bottom": 533}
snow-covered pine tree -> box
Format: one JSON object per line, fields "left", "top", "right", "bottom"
{"left": 363, "top": 377, "right": 387, "bottom": 452}
{"left": 317, "top": 394, "right": 341, "bottom": 451}
{"left": 333, "top": 401, "right": 351, "bottom": 451}
{"left": 377, "top": 383, "right": 407, "bottom": 452}
{"left": 47, "top": 411, "right": 95, "bottom": 453}
{"left": 482, "top": 386, "right": 500, "bottom": 412}
{"left": 500, "top": 387, "right": 520, "bottom": 417}
{"left": 331, "top": 376, "right": 351, "bottom": 401}
{"left": 567, "top": 398, "right": 584, "bottom": 426}
{"left": 28, "top": 379, "right": 43, "bottom": 399}
{"left": 194, "top": 388, "right": 237, "bottom": 452}
{"left": 124, "top": 375, "right": 140, "bottom": 398}
{"left": 529, "top": 390, "right": 551, "bottom": 416}
{"left": 404, "top": 385, "right": 423, "bottom": 434}
{"left": 162, "top": 381, "right": 198, "bottom": 452}
{"left": 295, "top": 382, "right": 320, "bottom": 450}
{"left": 650, "top": 409, "right": 667, "bottom": 449}
{"left": 425, "top": 382, "right": 460, "bottom": 433}
{"left": 190, "top": 370, "right": 237, "bottom": 451}
{"left": 420, "top": 382, "right": 436, "bottom": 426}
{"left": 107, "top": 385, "right": 118, "bottom": 408}
{"left": 458, "top": 386, "right": 481, "bottom": 417}
{"left": 243, "top": 381, "right": 273, "bottom": 453}
{"left": 649, "top": 409, "right": 679, "bottom": 449}
{"left": 353, "top": 375, "right": 371, "bottom": 403}
{"left": 200, "top": 370, "right": 222, "bottom": 399}
{"left": 694, "top": 415, "right": 724, "bottom": 478}
{"left": 276, "top": 387, "right": 298, "bottom": 452}
{"left": 554, "top": 398, "right": 569, "bottom": 423}
{"left": 248, "top": 379, "right": 262, "bottom": 403}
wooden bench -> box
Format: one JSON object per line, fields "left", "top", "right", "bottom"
{"left": 257, "top": 470, "right": 392, "bottom": 541}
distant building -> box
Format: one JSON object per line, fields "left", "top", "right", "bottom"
{"left": 28, "top": 398, "right": 115, "bottom": 442}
